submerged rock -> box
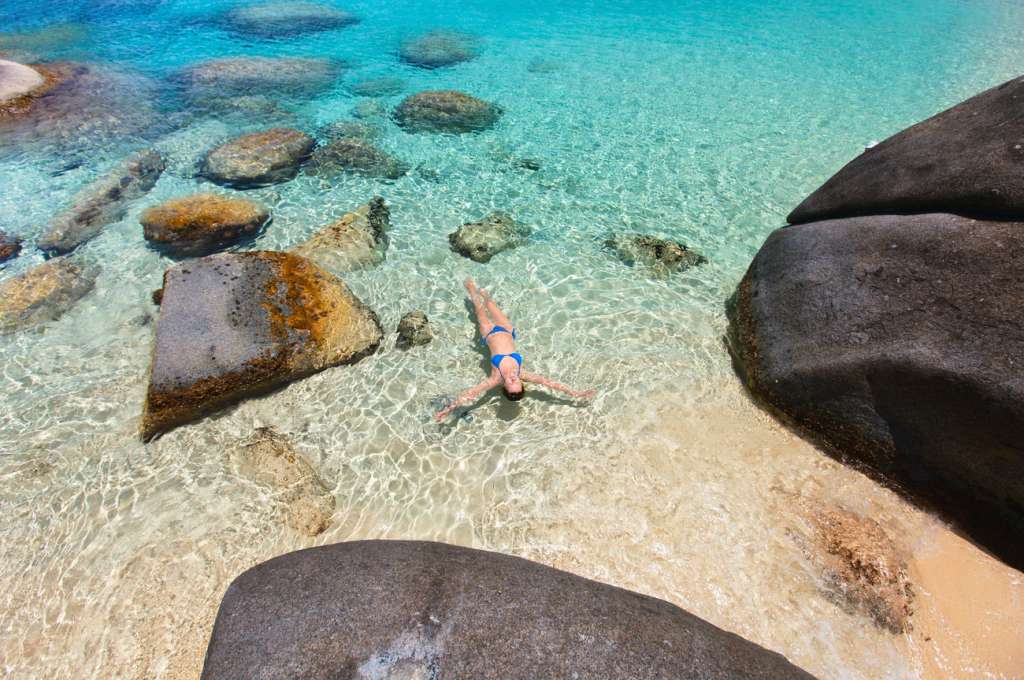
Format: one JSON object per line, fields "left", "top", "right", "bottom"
{"left": 347, "top": 76, "right": 404, "bottom": 98}
{"left": 38, "top": 149, "right": 165, "bottom": 256}
{"left": 141, "top": 251, "right": 382, "bottom": 440}
{"left": 809, "top": 507, "right": 913, "bottom": 633}
{"left": 225, "top": 1, "right": 358, "bottom": 37}
{"left": 449, "top": 211, "right": 528, "bottom": 262}
{"left": 399, "top": 30, "right": 479, "bottom": 69}
{"left": 141, "top": 193, "right": 271, "bottom": 256}
{"left": 728, "top": 212, "right": 1024, "bottom": 568}
{"left": 179, "top": 57, "right": 342, "bottom": 99}
{"left": 290, "top": 197, "right": 389, "bottom": 272}
{"left": 232, "top": 427, "right": 335, "bottom": 536}
{"left": 396, "top": 310, "right": 432, "bottom": 348}
{"left": 0, "top": 230, "right": 22, "bottom": 262}
{"left": 306, "top": 137, "right": 408, "bottom": 180}
{"left": 202, "top": 128, "right": 315, "bottom": 188}
{"left": 201, "top": 541, "right": 815, "bottom": 680}
{"left": 0, "top": 257, "right": 97, "bottom": 332}
{"left": 352, "top": 98, "right": 386, "bottom": 120}
{"left": 393, "top": 90, "right": 501, "bottom": 133}
{"left": 606, "top": 233, "right": 707, "bottom": 275}
{"left": 789, "top": 75, "right": 1024, "bottom": 224}
{"left": 316, "top": 119, "right": 381, "bottom": 143}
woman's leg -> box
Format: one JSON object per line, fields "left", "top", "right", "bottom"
{"left": 465, "top": 278, "right": 493, "bottom": 335}
{"left": 480, "top": 289, "right": 514, "bottom": 328}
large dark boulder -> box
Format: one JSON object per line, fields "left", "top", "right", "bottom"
{"left": 728, "top": 213, "right": 1024, "bottom": 567}
{"left": 201, "top": 540, "right": 814, "bottom": 680}
{"left": 39, "top": 148, "right": 165, "bottom": 255}
{"left": 141, "top": 251, "right": 381, "bottom": 440}
{"left": 788, "top": 75, "right": 1024, "bottom": 224}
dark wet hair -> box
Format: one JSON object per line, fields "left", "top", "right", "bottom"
{"left": 502, "top": 385, "right": 525, "bottom": 401}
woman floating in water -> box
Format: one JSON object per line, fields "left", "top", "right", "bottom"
{"left": 435, "top": 278, "right": 595, "bottom": 421}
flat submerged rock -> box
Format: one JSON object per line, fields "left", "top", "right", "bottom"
{"left": 141, "top": 193, "right": 270, "bottom": 256}
{"left": 290, "top": 197, "right": 389, "bottom": 272}
{"left": 202, "top": 128, "right": 315, "bottom": 188}
{"left": 393, "top": 90, "right": 501, "bottom": 133}
{"left": 141, "top": 251, "right": 382, "bottom": 440}
{"left": 0, "top": 257, "right": 97, "bottom": 332}
{"left": 226, "top": 1, "right": 359, "bottom": 37}
{"left": 201, "top": 540, "right": 815, "bottom": 680}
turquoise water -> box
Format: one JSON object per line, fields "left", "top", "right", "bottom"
{"left": 1, "top": 1, "right": 1023, "bottom": 678}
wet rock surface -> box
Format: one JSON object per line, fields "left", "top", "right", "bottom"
{"left": 606, "top": 233, "right": 707, "bottom": 275}
{"left": 306, "top": 137, "right": 408, "bottom": 180}
{"left": 201, "top": 540, "right": 815, "bottom": 680}
{"left": 141, "top": 193, "right": 270, "bottom": 256}
{"left": 399, "top": 30, "right": 479, "bottom": 69}
{"left": 291, "top": 197, "right": 389, "bottom": 272}
{"left": 0, "top": 59, "right": 45, "bottom": 102}
{"left": 728, "top": 212, "right": 1024, "bottom": 568}
{"left": 225, "top": 1, "right": 358, "bottom": 37}
{"left": 141, "top": 251, "right": 382, "bottom": 440}
{"left": 449, "top": 211, "right": 528, "bottom": 262}
{"left": 808, "top": 507, "right": 914, "bottom": 633}
{"left": 0, "top": 229, "right": 22, "bottom": 262}
{"left": 202, "top": 128, "right": 315, "bottom": 188}
{"left": 0, "top": 257, "right": 97, "bottom": 332}
{"left": 179, "top": 57, "right": 342, "bottom": 99}
{"left": 789, "top": 75, "right": 1024, "bottom": 224}
{"left": 231, "top": 427, "right": 335, "bottom": 536}
{"left": 396, "top": 310, "right": 432, "bottom": 348}
{"left": 393, "top": 90, "right": 501, "bottom": 133}
{"left": 39, "top": 149, "right": 165, "bottom": 255}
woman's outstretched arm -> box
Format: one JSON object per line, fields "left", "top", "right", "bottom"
{"left": 435, "top": 374, "right": 502, "bottom": 421}
{"left": 520, "top": 371, "right": 595, "bottom": 399}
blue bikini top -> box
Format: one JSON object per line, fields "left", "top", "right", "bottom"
{"left": 481, "top": 326, "right": 522, "bottom": 374}
{"left": 491, "top": 352, "right": 523, "bottom": 373}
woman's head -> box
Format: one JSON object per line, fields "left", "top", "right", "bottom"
{"left": 499, "top": 360, "right": 524, "bottom": 400}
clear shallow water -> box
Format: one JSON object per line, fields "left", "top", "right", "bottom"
{"left": 1, "top": 0, "right": 1023, "bottom": 678}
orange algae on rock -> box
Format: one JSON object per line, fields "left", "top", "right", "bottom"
{"left": 140, "top": 251, "right": 381, "bottom": 440}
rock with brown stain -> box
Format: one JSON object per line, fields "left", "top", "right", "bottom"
{"left": 0, "top": 59, "right": 45, "bottom": 103}
{"left": 232, "top": 427, "right": 335, "bottom": 536}
{"left": 809, "top": 507, "right": 914, "bottom": 633}
{"left": 202, "top": 128, "right": 315, "bottom": 188}
{"left": 0, "top": 229, "right": 22, "bottom": 262}
{"left": 393, "top": 90, "right": 501, "bottom": 133}
{"left": 39, "top": 149, "right": 165, "bottom": 255}
{"left": 141, "top": 251, "right": 382, "bottom": 440}
{"left": 141, "top": 193, "right": 270, "bottom": 257}
{"left": 0, "top": 257, "right": 97, "bottom": 332}
{"left": 290, "top": 197, "right": 389, "bottom": 272}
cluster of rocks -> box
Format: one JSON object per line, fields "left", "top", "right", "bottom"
{"left": 201, "top": 540, "right": 815, "bottom": 679}
{"left": 728, "top": 74, "right": 1024, "bottom": 569}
